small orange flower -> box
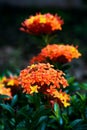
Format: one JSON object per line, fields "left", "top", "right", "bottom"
{"left": 0, "top": 80, "right": 12, "bottom": 99}
{"left": 20, "top": 13, "right": 64, "bottom": 35}
{"left": 1, "top": 75, "right": 21, "bottom": 96}
{"left": 7, "top": 76, "right": 19, "bottom": 87}
{"left": 30, "top": 53, "right": 46, "bottom": 64}
{"left": 52, "top": 90, "right": 70, "bottom": 107}
{"left": 19, "top": 63, "right": 70, "bottom": 107}
{"left": 30, "top": 44, "right": 81, "bottom": 64}
{"left": 0, "top": 87, "right": 12, "bottom": 99}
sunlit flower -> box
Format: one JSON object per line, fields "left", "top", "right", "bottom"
{"left": 20, "top": 13, "right": 64, "bottom": 35}
{"left": 7, "top": 76, "right": 19, "bottom": 87}
{"left": 1, "top": 75, "right": 21, "bottom": 96}
{"left": 19, "top": 63, "right": 70, "bottom": 107}
{"left": 0, "top": 80, "right": 12, "bottom": 99}
{"left": 52, "top": 90, "right": 70, "bottom": 107}
{"left": 30, "top": 44, "right": 81, "bottom": 64}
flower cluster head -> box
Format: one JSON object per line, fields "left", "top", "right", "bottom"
{"left": 19, "top": 63, "right": 70, "bottom": 107}
{"left": 30, "top": 44, "right": 81, "bottom": 64}
{"left": 0, "top": 75, "right": 20, "bottom": 97}
{"left": 20, "top": 13, "right": 64, "bottom": 35}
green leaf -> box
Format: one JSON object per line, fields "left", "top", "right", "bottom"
{"left": 71, "top": 123, "right": 87, "bottom": 130}
{"left": 32, "top": 105, "right": 50, "bottom": 120}
{"left": 53, "top": 103, "right": 60, "bottom": 120}
{"left": 67, "top": 82, "right": 80, "bottom": 93}
{"left": 37, "top": 121, "right": 47, "bottom": 130}
{"left": 80, "top": 83, "right": 87, "bottom": 91}
{"left": 0, "top": 94, "right": 10, "bottom": 99}
{"left": 59, "top": 117, "right": 63, "bottom": 125}
{"left": 0, "top": 124, "right": 4, "bottom": 130}
{"left": 76, "top": 92, "right": 86, "bottom": 101}
{"left": 70, "top": 119, "right": 83, "bottom": 127}
{"left": 26, "top": 94, "right": 34, "bottom": 103}
{"left": 0, "top": 104, "right": 14, "bottom": 115}
{"left": 11, "top": 95, "right": 18, "bottom": 107}
{"left": 17, "top": 105, "right": 30, "bottom": 119}
{"left": 29, "top": 105, "right": 50, "bottom": 129}
{"left": 38, "top": 116, "right": 48, "bottom": 124}
{"left": 16, "top": 120, "right": 26, "bottom": 129}
{"left": 54, "top": 103, "right": 60, "bottom": 114}
{"left": 9, "top": 118, "right": 16, "bottom": 126}
{"left": 49, "top": 115, "right": 56, "bottom": 120}
{"left": 67, "top": 77, "right": 75, "bottom": 84}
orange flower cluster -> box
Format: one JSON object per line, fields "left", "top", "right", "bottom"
{"left": 0, "top": 75, "right": 20, "bottom": 97}
{"left": 19, "top": 63, "right": 70, "bottom": 107}
{"left": 20, "top": 13, "right": 64, "bottom": 35}
{"left": 30, "top": 44, "right": 81, "bottom": 64}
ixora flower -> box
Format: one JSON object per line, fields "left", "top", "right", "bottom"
{"left": 30, "top": 44, "right": 81, "bottom": 64}
{"left": 20, "top": 13, "right": 64, "bottom": 35}
{"left": 0, "top": 78, "right": 12, "bottom": 99}
{"left": 1, "top": 75, "right": 21, "bottom": 96}
{"left": 19, "top": 63, "right": 70, "bottom": 107}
